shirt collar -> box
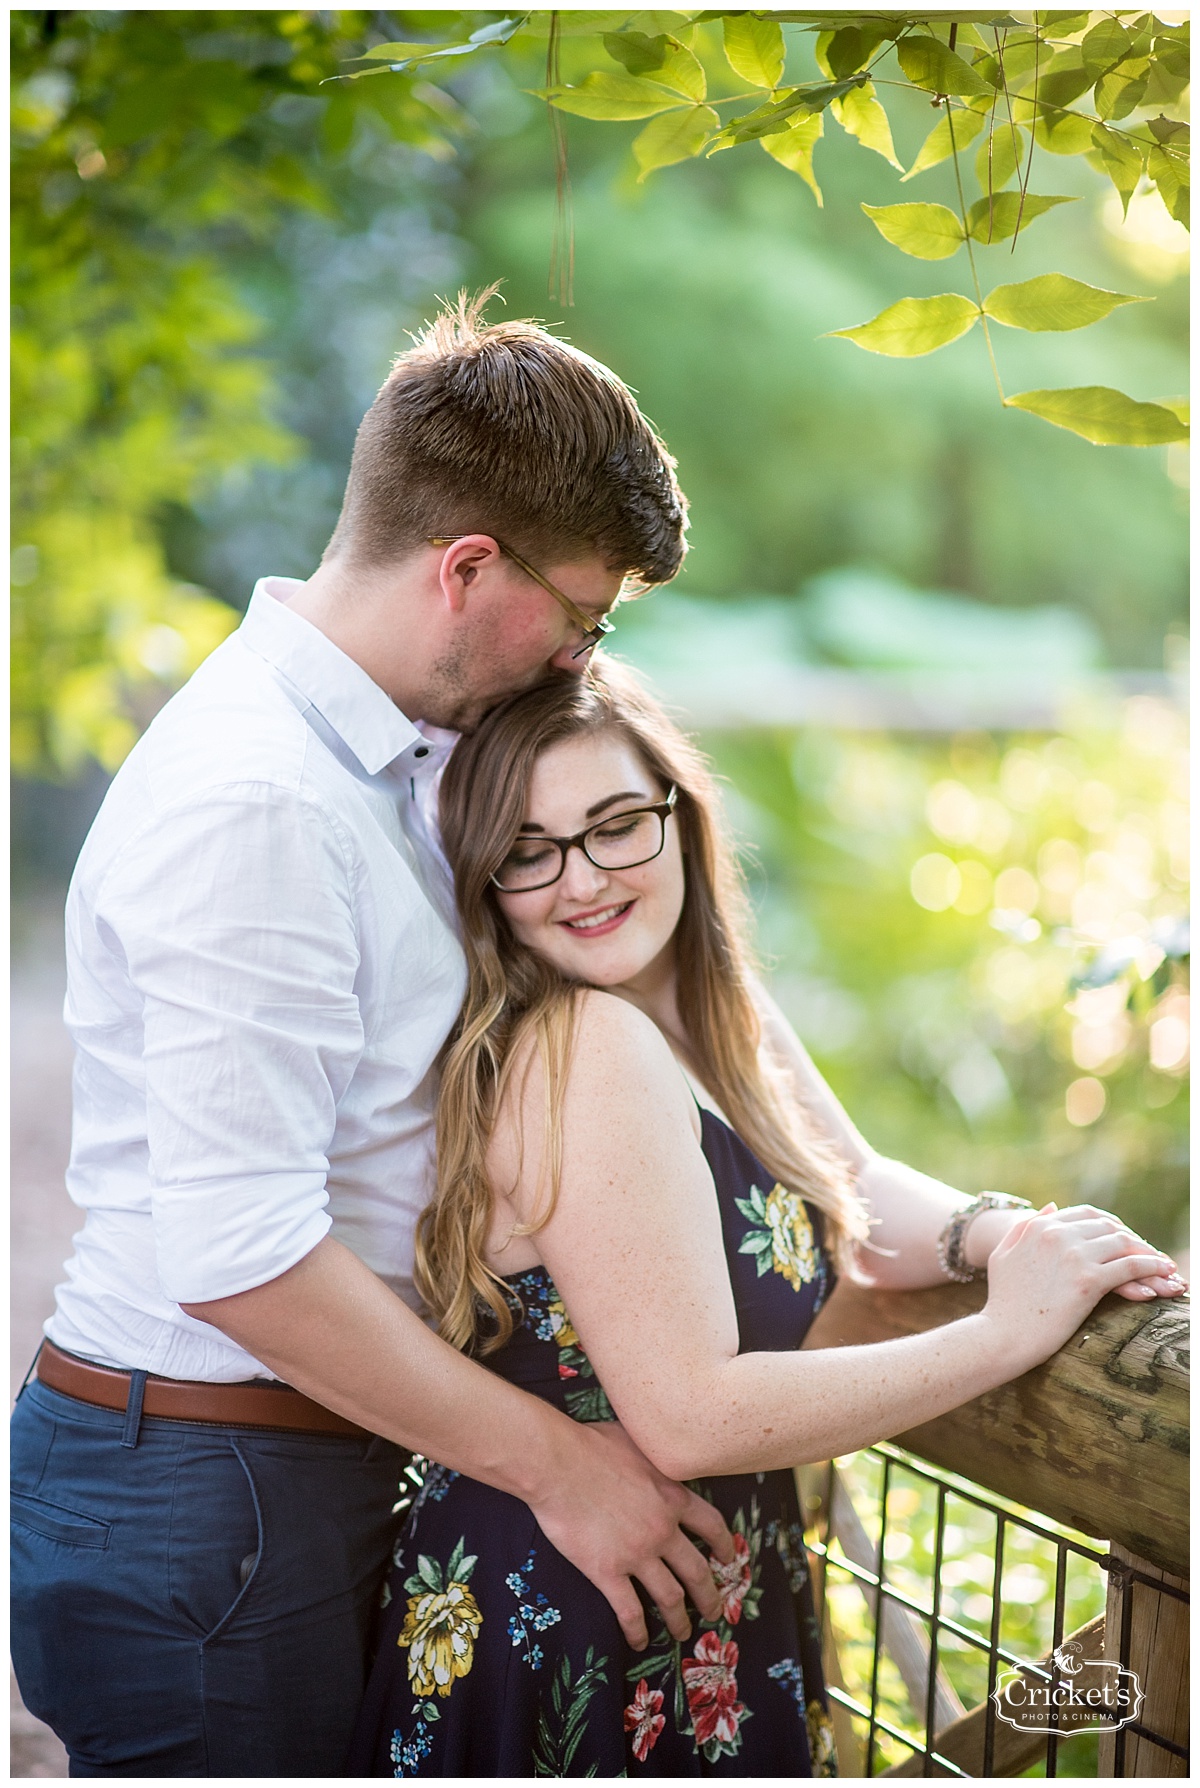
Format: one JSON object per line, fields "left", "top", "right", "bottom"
{"left": 238, "top": 577, "right": 423, "bottom": 776}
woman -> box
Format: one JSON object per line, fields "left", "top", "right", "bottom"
{"left": 350, "top": 661, "right": 1181, "bottom": 1777}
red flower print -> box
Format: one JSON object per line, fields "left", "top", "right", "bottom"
{"left": 623, "top": 1678, "right": 666, "bottom": 1762}
{"left": 711, "top": 1531, "right": 753, "bottom": 1624}
{"left": 557, "top": 1363, "right": 578, "bottom": 1379}
{"left": 682, "top": 1631, "right": 747, "bottom": 1750}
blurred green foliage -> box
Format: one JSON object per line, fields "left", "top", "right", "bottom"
{"left": 11, "top": 8, "right": 462, "bottom": 772}
{"left": 695, "top": 693, "right": 1189, "bottom": 1249}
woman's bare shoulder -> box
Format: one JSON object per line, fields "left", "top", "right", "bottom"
{"left": 490, "top": 990, "right": 700, "bottom": 1192}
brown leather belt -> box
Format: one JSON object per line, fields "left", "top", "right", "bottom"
{"left": 37, "top": 1339, "right": 371, "bottom": 1438}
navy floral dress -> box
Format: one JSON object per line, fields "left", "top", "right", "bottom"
{"left": 349, "top": 1108, "right": 838, "bottom": 1777}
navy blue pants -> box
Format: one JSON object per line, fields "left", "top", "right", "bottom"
{"left": 11, "top": 1375, "right": 408, "bottom": 1777}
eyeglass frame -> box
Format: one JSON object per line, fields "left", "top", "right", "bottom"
{"left": 490, "top": 786, "right": 679, "bottom": 893}
{"left": 427, "top": 535, "right": 617, "bottom": 660}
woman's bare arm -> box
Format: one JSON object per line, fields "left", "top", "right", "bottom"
{"left": 493, "top": 993, "right": 1175, "bottom": 1483}
{"left": 751, "top": 981, "right": 1180, "bottom": 1296}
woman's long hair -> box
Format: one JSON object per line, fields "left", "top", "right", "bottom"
{"left": 416, "top": 658, "right": 869, "bottom": 1353}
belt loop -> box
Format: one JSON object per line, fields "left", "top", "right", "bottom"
{"left": 121, "top": 1370, "right": 148, "bottom": 1449}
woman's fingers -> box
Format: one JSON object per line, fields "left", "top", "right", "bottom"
{"left": 1093, "top": 1249, "right": 1182, "bottom": 1296}
{"left": 1086, "top": 1230, "right": 1175, "bottom": 1271}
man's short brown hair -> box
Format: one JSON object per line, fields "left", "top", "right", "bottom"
{"left": 325, "top": 290, "right": 688, "bottom": 585}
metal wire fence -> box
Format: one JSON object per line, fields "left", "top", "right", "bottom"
{"left": 806, "top": 1442, "right": 1189, "bottom": 1778}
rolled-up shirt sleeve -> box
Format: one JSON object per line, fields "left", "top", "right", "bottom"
{"left": 95, "top": 784, "right": 365, "bottom": 1304}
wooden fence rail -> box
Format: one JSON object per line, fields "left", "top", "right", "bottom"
{"left": 803, "top": 1283, "right": 1189, "bottom": 1776}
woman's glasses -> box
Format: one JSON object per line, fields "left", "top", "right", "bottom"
{"left": 492, "top": 788, "right": 678, "bottom": 893}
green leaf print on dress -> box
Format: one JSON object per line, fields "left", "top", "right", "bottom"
{"left": 736, "top": 1182, "right": 820, "bottom": 1290}
{"left": 533, "top": 1646, "right": 612, "bottom": 1777}
{"left": 509, "top": 1270, "right": 617, "bottom": 1423}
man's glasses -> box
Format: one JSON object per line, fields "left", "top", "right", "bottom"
{"left": 427, "top": 535, "right": 616, "bottom": 660}
{"left": 491, "top": 787, "right": 678, "bottom": 893}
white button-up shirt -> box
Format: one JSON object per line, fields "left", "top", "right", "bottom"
{"left": 46, "top": 579, "right": 467, "bottom": 1382}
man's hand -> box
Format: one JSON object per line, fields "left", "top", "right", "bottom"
{"left": 527, "top": 1421, "right": 734, "bottom": 1651}
{"left": 182, "top": 1238, "right": 733, "bottom": 1652}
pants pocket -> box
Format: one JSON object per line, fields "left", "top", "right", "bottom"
{"left": 11, "top": 1490, "right": 112, "bottom": 1549}
{"left": 167, "top": 1437, "right": 263, "bottom": 1643}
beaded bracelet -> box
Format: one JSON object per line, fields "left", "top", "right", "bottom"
{"left": 936, "top": 1192, "right": 1032, "bottom": 1283}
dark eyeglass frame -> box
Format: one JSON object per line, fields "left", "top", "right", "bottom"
{"left": 427, "top": 535, "right": 617, "bottom": 660}
{"left": 491, "top": 786, "right": 679, "bottom": 893}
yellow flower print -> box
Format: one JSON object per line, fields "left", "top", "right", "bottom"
{"left": 398, "top": 1539, "right": 482, "bottom": 1698}
{"left": 764, "top": 1184, "right": 817, "bottom": 1291}
{"left": 737, "top": 1183, "right": 818, "bottom": 1291}
{"left": 546, "top": 1294, "right": 580, "bottom": 1350}
{"left": 807, "top": 1698, "right": 838, "bottom": 1776}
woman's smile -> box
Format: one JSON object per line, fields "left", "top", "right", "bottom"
{"left": 557, "top": 899, "right": 636, "bottom": 936}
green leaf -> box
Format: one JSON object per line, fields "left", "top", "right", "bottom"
{"left": 1081, "top": 17, "right": 1135, "bottom": 75}
{"left": 1147, "top": 114, "right": 1190, "bottom": 147}
{"left": 355, "top": 19, "right": 521, "bottom": 67}
{"left": 1148, "top": 144, "right": 1189, "bottom": 228}
{"left": 604, "top": 30, "right": 668, "bottom": 77}
{"left": 1036, "top": 59, "right": 1096, "bottom": 112}
{"left": 1004, "top": 387, "right": 1190, "bottom": 444}
{"left": 541, "top": 73, "right": 686, "bottom": 121}
{"left": 1091, "top": 122, "right": 1146, "bottom": 216}
{"left": 634, "top": 104, "right": 717, "bottom": 176}
{"left": 966, "top": 191, "right": 1077, "bottom": 244}
{"left": 832, "top": 81, "right": 901, "bottom": 169}
{"left": 648, "top": 38, "right": 707, "bottom": 102}
{"left": 1095, "top": 66, "right": 1148, "bottom": 121}
{"left": 762, "top": 110, "right": 823, "bottom": 202}
{"left": 416, "top": 1553, "right": 443, "bottom": 1592}
{"left": 862, "top": 201, "right": 964, "bottom": 259}
{"left": 739, "top": 1231, "right": 775, "bottom": 1254}
{"left": 984, "top": 274, "right": 1149, "bottom": 332}
{"left": 896, "top": 36, "right": 995, "bottom": 97}
{"left": 824, "top": 24, "right": 889, "bottom": 78}
{"left": 1034, "top": 110, "right": 1097, "bottom": 156}
{"left": 902, "top": 106, "right": 986, "bottom": 180}
{"left": 975, "top": 121, "right": 1025, "bottom": 192}
{"left": 714, "top": 78, "right": 863, "bottom": 148}
{"left": 722, "top": 15, "right": 785, "bottom": 89}
{"left": 829, "top": 293, "right": 981, "bottom": 357}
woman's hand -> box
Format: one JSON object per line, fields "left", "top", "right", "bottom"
{"left": 967, "top": 1202, "right": 1185, "bottom": 1302}
{"left": 980, "top": 1202, "right": 1182, "bottom": 1372}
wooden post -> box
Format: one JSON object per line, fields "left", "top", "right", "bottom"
{"left": 1097, "top": 1545, "right": 1189, "bottom": 1778}
{"left": 804, "top": 1287, "right": 1189, "bottom": 1578}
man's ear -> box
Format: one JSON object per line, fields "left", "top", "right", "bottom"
{"left": 435, "top": 536, "right": 503, "bottom": 615}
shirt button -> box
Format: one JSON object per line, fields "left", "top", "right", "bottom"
{"left": 413, "top": 746, "right": 430, "bottom": 759}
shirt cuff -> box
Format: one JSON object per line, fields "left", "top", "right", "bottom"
{"left": 154, "top": 1173, "right": 333, "bottom": 1305}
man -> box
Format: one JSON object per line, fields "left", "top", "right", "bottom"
{"left": 11, "top": 296, "right": 733, "bottom": 1777}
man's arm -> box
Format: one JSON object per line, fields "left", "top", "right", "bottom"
{"left": 103, "top": 787, "right": 730, "bottom": 1646}
{"left": 752, "top": 981, "right": 1181, "bottom": 1294}
{"left": 182, "top": 1236, "right": 731, "bottom": 1648}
